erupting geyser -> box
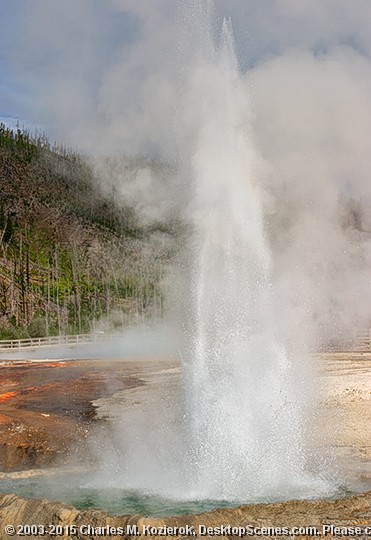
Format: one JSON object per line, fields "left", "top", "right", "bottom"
{"left": 177, "top": 10, "right": 332, "bottom": 501}
{"left": 5, "top": 0, "right": 371, "bottom": 517}
{"left": 90, "top": 3, "right": 336, "bottom": 505}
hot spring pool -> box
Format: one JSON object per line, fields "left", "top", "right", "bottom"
{"left": 0, "top": 472, "right": 241, "bottom": 517}
{"left": 0, "top": 471, "right": 365, "bottom": 517}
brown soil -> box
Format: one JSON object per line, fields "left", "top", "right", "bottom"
{"left": 0, "top": 358, "right": 173, "bottom": 471}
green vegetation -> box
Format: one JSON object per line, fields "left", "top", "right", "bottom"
{"left": 0, "top": 124, "right": 173, "bottom": 339}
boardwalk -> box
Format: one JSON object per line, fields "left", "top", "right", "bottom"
{"left": 0, "top": 330, "right": 370, "bottom": 352}
{"left": 0, "top": 333, "right": 108, "bottom": 351}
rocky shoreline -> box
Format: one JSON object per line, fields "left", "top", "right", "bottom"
{"left": 0, "top": 491, "right": 370, "bottom": 539}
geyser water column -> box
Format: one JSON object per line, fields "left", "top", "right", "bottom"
{"left": 85, "top": 4, "right": 335, "bottom": 507}
{"left": 179, "top": 15, "right": 322, "bottom": 501}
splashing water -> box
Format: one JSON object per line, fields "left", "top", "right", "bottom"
{"left": 178, "top": 13, "right": 333, "bottom": 501}
{"left": 85, "top": 5, "right": 336, "bottom": 505}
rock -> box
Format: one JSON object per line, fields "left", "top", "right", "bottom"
{"left": 0, "top": 491, "right": 370, "bottom": 539}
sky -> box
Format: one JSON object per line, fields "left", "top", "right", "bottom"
{"left": 1, "top": 0, "right": 371, "bottom": 151}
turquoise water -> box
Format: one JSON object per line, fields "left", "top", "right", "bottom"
{"left": 0, "top": 474, "right": 240, "bottom": 517}
{"left": 0, "top": 472, "right": 365, "bottom": 517}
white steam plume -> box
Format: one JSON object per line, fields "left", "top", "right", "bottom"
{"left": 4, "top": 0, "right": 371, "bottom": 503}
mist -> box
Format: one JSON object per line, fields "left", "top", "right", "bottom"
{"left": 4, "top": 1, "right": 371, "bottom": 345}
{"left": 2, "top": 0, "right": 371, "bottom": 503}
{"left": 0, "top": 324, "right": 179, "bottom": 362}
{"left": 249, "top": 46, "right": 371, "bottom": 349}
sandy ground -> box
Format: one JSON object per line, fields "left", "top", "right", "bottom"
{"left": 318, "top": 353, "right": 371, "bottom": 489}
{"left": 0, "top": 352, "right": 370, "bottom": 538}
{"left": 0, "top": 352, "right": 369, "bottom": 490}
{"left": 90, "top": 352, "right": 371, "bottom": 493}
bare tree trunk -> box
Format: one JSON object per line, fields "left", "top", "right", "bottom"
{"left": 55, "top": 247, "right": 61, "bottom": 335}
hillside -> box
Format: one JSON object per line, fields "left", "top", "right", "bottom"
{"left": 0, "top": 124, "right": 174, "bottom": 339}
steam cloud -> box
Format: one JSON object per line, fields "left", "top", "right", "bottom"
{"left": 3, "top": 0, "right": 371, "bottom": 502}
{"left": 5, "top": 0, "right": 371, "bottom": 347}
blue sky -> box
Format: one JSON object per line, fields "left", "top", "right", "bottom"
{"left": 0, "top": 1, "right": 23, "bottom": 125}
{"left": 1, "top": 0, "right": 371, "bottom": 152}
{"left": 0, "top": 0, "right": 139, "bottom": 132}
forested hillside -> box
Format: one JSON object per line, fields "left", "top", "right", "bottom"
{"left": 0, "top": 124, "right": 175, "bottom": 339}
